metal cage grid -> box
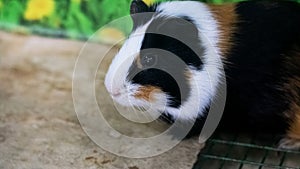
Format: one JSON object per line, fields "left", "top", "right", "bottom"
{"left": 193, "top": 132, "right": 300, "bottom": 169}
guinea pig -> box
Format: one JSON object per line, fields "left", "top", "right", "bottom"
{"left": 104, "top": 0, "right": 300, "bottom": 149}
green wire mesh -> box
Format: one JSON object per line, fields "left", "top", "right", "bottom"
{"left": 193, "top": 132, "right": 300, "bottom": 169}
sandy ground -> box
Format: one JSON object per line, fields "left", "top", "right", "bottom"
{"left": 0, "top": 31, "right": 202, "bottom": 169}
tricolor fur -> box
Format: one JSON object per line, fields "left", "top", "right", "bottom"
{"left": 105, "top": 0, "right": 300, "bottom": 149}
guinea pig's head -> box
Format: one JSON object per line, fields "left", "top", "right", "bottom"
{"left": 105, "top": 0, "right": 221, "bottom": 121}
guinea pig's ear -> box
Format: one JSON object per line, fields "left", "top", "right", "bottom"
{"left": 130, "top": 0, "right": 155, "bottom": 29}
{"left": 130, "top": 0, "right": 149, "bottom": 15}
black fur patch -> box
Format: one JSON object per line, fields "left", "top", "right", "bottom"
{"left": 142, "top": 16, "right": 204, "bottom": 69}
{"left": 127, "top": 16, "right": 204, "bottom": 108}
{"left": 220, "top": 1, "right": 300, "bottom": 133}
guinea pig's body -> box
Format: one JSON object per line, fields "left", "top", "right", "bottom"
{"left": 105, "top": 0, "right": 300, "bottom": 149}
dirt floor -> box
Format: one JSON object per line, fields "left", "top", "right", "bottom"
{"left": 0, "top": 31, "right": 202, "bottom": 169}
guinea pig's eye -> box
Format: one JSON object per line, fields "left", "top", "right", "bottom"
{"left": 141, "top": 54, "right": 158, "bottom": 67}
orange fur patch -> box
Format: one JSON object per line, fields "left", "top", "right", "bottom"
{"left": 285, "top": 78, "right": 300, "bottom": 139}
{"left": 208, "top": 4, "right": 237, "bottom": 57}
{"left": 283, "top": 50, "right": 300, "bottom": 141}
{"left": 288, "top": 108, "right": 300, "bottom": 140}
{"left": 280, "top": 102, "right": 300, "bottom": 149}
{"left": 134, "top": 86, "right": 162, "bottom": 102}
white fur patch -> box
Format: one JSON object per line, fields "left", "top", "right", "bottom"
{"left": 157, "top": 1, "right": 223, "bottom": 120}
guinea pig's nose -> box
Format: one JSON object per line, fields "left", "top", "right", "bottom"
{"left": 111, "top": 90, "right": 121, "bottom": 97}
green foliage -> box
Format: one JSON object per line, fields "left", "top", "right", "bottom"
{"left": 0, "top": 0, "right": 26, "bottom": 24}
{"left": 94, "top": 0, "right": 133, "bottom": 35}
{"left": 0, "top": 0, "right": 300, "bottom": 39}
{"left": 65, "top": 1, "right": 94, "bottom": 37}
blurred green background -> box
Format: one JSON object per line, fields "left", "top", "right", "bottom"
{"left": 0, "top": 0, "right": 299, "bottom": 42}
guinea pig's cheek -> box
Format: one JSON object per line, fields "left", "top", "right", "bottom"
{"left": 134, "top": 86, "right": 163, "bottom": 103}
